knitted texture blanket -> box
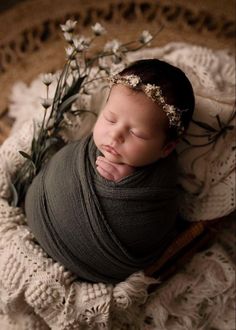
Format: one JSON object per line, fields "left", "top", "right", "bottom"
{"left": 25, "top": 135, "right": 177, "bottom": 284}
{"left": 0, "top": 43, "right": 235, "bottom": 329}
{"left": 0, "top": 121, "right": 235, "bottom": 330}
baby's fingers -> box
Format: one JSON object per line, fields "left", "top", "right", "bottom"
{"left": 96, "top": 165, "right": 115, "bottom": 181}
{"left": 96, "top": 157, "right": 115, "bottom": 171}
{"left": 96, "top": 157, "right": 116, "bottom": 180}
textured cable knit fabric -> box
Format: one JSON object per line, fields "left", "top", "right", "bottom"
{"left": 0, "top": 43, "right": 235, "bottom": 329}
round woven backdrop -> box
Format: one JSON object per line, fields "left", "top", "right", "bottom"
{"left": 0, "top": 0, "right": 235, "bottom": 142}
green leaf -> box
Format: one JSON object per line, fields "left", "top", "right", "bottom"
{"left": 19, "top": 151, "right": 32, "bottom": 161}
{"left": 61, "top": 76, "right": 86, "bottom": 103}
{"left": 58, "top": 93, "right": 81, "bottom": 113}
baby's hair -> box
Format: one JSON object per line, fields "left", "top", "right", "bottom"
{"left": 119, "top": 59, "right": 195, "bottom": 140}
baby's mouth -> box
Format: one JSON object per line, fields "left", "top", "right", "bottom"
{"left": 102, "top": 145, "right": 120, "bottom": 156}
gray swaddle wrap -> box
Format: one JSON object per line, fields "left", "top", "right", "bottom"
{"left": 25, "top": 134, "right": 178, "bottom": 283}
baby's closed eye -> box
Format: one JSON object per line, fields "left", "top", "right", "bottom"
{"left": 103, "top": 113, "right": 116, "bottom": 123}
{"left": 129, "top": 129, "right": 150, "bottom": 140}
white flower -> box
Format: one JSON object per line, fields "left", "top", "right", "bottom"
{"left": 65, "top": 46, "right": 75, "bottom": 59}
{"left": 104, "top": 40, "right": 121, "bottom": 54}
{"left": 104, "top": 40, "right": 125, "bottom": 65}
{"left": 42, "top": 73, "right": 54, "bottom": 86}
{"left": 139, "top": 30, "right": 152, "bottom": 44}
{"left": 70, "top": 60, "right": 78, "bottom": 70}
{"left": 41, "top": 98, "right": 53, "bottom": 109}
{"left": 73, "top": 36, "right": 91, "bottom": 52}
{"left": 72, "top": 37, "right": 84, "bottom": 52}
{"left": 91, "top": 22, "right": 106, "bottom": 36}
{"left": 144, "top": 84, "right": 161, "bottom": 101}
{"left": 63, "top": 32, "right": 73, "bottom": 43}
{"left": 60, "top": 20, "right": 77, "bottom": 33}
{"left": 159, "top": 96, "right": 165, "bottom": 104}
{"left": 110, "top": 74, "right": 141, "bottom": 87}
{"left": 81, "top": 37, "right": 91, "bottom": 47}
{"left": 129, "top": 75, "right": 141, "bottom": 87}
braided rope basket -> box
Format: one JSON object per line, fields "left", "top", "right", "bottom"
{"left": 0, "top": 1, "right": 235, "bottom": 329}
{"left": 0, "top": 0, "right": 235, "bottom": 119}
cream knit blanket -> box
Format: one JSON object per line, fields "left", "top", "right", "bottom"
{"left": 0, "top": 43, "right": 235, "bottom": 329}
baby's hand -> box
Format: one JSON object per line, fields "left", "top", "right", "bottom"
{"left": 96, "top": 156, "right": 135, "bottom": 182}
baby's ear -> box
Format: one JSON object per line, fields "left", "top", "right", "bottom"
{"left": 161, "top": 140, "right": 178, "bottom": 158}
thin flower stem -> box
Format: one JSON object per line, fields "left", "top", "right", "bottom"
{"left": 82, "top": 76, "right": 107, "bottom": 87}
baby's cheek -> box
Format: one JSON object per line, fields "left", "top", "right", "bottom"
{"left": 123, "top": 147, "right": 140, "bottom": 166}
{"left": 125, "top": 144, "right": 151, "bottom": 167}
{"left": 93, "top": 121, "right": 102, "bottom": 137}
{"left": 92, "top": 127, "right": 99, "bottom": 148}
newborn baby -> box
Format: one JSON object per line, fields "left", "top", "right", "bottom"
{"left": 25, "top": 59, "right": 195, "bottom": 283}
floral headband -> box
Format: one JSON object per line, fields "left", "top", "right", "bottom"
{"left": 109, "top": 73, "right": 185, "bottom": 135}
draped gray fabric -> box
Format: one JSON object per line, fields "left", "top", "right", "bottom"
{"left": 25, "top": 135, "right": 178, "bottom": 283}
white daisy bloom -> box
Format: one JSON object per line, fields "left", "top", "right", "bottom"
{"left": 104, "top": 40, "right": 121, "bottom": 54}
{"left": 73, "top": 36, "right": 91, "bottom": 52}
{"left": 65, "top": 46, "right": 75, "bottom": 58}
{"left": 60, "top": 20, "right": 77, "bottom": 33}
{"left": 129, "top": 75, "right": 141, "bottom": 87}
{"left": 42, "top": 73, "right": 54, "bottom": 86}
{"left": 41, "top": 98, "right": 53, "bottom": 109}
{"left": 63, "top": 32, "right": 73, "bottom": 43}
{"left": 139, "top": 30, "right": 152, "bottom": 44}
{"left": 91, "top": 22, "right": 106, "bottom": 36}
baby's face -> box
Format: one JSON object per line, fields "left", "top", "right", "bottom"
{"left": 93, "top": 85, "right": 174, "bottom": 167}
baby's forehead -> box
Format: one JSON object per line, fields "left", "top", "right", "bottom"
{"left": 105, "top": 90, "right": 168, "bottom": 129}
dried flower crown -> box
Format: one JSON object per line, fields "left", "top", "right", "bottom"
{"left": 110, "top": 74, "right": 185, "bottom": 135}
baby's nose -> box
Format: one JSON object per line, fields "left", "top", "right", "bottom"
{"left": 110, "top": 127, "right": 125, "bottom": 143}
